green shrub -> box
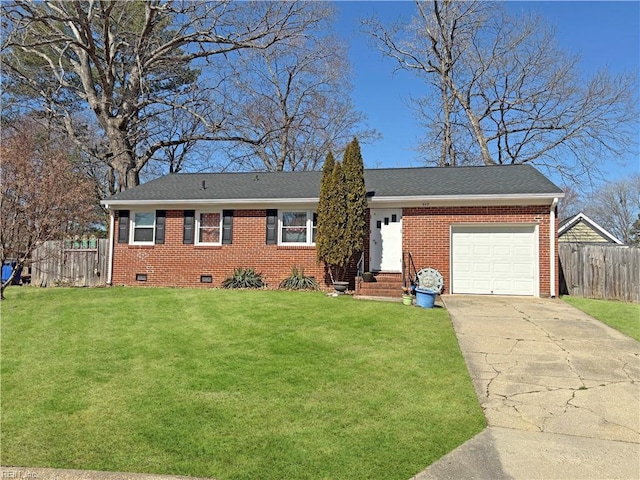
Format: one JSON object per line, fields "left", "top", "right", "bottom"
{"left": 279, "top": 266, "right": 319, "bottom": 290}
{"left": 222, "top": 268, "right": 266, "bottom": 289}
{"left": 316, "top": 139, "right": 367, "bottom": 283}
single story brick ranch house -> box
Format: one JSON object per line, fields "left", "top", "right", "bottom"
{"left": 101, "top": 164, "right": 564, "bottom": 297}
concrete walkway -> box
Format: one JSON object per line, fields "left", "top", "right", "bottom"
{"left": 415, "top": 295, "right": 640, "bottom": 480}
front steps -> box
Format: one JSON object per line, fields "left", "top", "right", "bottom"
{"left": 354, "top": 272, "right": 404, "bottom": 299}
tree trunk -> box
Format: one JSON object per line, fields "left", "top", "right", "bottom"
{"left": 110, "top": 152, "right": 141, "bottom": 192}
{"left": 1, "top": 266, "right": 19, "bottom": 300}
{"left": 440, "top": 84, "right": 456, "bottom": 166}
{"left": 105, "top": 124, "right": 141, "bottom": 191}
{"left": 450, "top": 83, "right": 495, "bottom": 165}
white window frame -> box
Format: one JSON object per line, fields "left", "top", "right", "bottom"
{"left": 130, "top": 211, "right": 156, "bottom": 245}
{"left": 195, "top": 210, "right": 223, "bottom": 246}
{"left": 278, "top": 210, "right": 316, "bottom": 246}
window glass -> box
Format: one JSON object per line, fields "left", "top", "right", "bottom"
{"left": 133, "top": 212, "right": 154, "bottom": 242}
{"left": 281, "top": 212, "right": 308, "bottom": 243}
{"left": 198, "top": 212, "right": 221, "bottom": 244}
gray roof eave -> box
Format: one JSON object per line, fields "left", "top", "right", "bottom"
{"left": 369, "top": 193, "right": 564, "bottom": 202}
{"left": 101, "top": 197, "right": 319, "bottom": 208}
{"left": 101, "top": 192, "right": 563, "bottom": 209}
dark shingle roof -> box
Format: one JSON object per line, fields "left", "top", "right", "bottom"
{"left": 104, "top": 164, "right": 562, "bottom": 203}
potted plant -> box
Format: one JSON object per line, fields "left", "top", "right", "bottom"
{"left": 402, "top": 286, "right": 413, "bottom": 306}
{"left": 362, "top": 272, "right": 375, "bottom": 282}
{"left": 333, "top": 280, "right": 349, "bottom": 293}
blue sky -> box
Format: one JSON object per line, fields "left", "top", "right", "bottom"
{"left": 334, "top": 1, "right": 640, "bottom": 186}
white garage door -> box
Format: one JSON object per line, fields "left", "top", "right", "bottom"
{"left": 451, "top": 225, "right": 537, "bottom": 296}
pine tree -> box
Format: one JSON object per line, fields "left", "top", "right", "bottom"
{"left": 342, "top": 137, "right": 368, "bottom": 261}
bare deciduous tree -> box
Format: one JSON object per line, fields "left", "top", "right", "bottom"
{"left": 219, "top": 4, "right": 376, "bottom": 172}
{"left": 2, "top": 0, "right": 332, "bottom": 191}
{"left": 557, "top": 185, "right": 584, "bottom": 221}
{"left": 0, "top": 120, "right": 99, "bottom": 299}
{"left": 365, "top": 0, "right": 638, "bottom": 183}
{"left": 584, "top": 175, "right": 640, "bottom": 245}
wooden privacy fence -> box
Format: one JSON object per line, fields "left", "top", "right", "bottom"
{"left": 31, "top": 239, "right": 108, "bottom": 287}
{"left": 559, "top": 243, "right": 640, "bottom": 303}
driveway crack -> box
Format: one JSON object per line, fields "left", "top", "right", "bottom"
{"left": 484, "top": 352, "right": 501, "bottom": 399}
{"left": 512, "top": 305, "right": 588, "bottom": 389}
{"left": 510, "top": 403, "right": 544, "bottom": 432}
{"left": 450, "top": 298, "right": 639, "bottom": 444}
{"left": 621, "top": 361, "right": 638, "bottom": 383}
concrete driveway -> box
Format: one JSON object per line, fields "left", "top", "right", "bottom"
{"left": 417, "top": 295, "right": 640, "bottom": 480}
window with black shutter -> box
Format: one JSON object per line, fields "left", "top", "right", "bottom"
{"left": 266, "top": 209, "right": 277, "bottom": 244}
{"left": 118, "top": 210, "right": 130, "bottom": 243}
{"left": 222, "top": 210, "right": 233, "bottom": 244}
{"left": 131, "top": 212, "right": 155, "bottom": 243}
{"left": 183, "top": 210, "right": 195, "bottom": 244}
{"left": 155, "top": 210, "right": 166, "bottom": 244}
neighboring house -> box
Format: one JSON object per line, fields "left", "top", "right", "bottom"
{"left": 558, "top": 212, "right": 624, "bottom": 245}
{"left": 100, "top": 164, "right": 564, "bottom": 297}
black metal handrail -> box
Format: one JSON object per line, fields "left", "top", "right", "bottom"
{"left": 402, "top": 252, "right": 407, "bottom": 287}
{"left": 356, "top": 251, "right": 365, "bottom": 278}
{"left": 403, "top": 251, "right": 419, "bottom": 288}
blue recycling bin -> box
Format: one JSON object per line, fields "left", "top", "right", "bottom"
{"left": 2, "top": 262, "right": 22, "bottom": 285}
{"left": 415, "top": 288, "right": 437, "bottom": 308}
{"left": 2, "top": 262, "right": 14, "bottom": 284}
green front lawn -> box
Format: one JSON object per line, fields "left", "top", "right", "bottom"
{"left": 563, "top": 296, "right": 640, "bottom": 341}
{"left": 1, "top": 287, "right": 484, "bottom": 480}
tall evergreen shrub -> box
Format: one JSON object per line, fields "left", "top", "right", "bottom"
{"left": 316, "top": 153, "right": 349, "bottom": 281}
{"left": 316, "top": 151, "right": 336, "bottom": 270}
{"left": 342, "top": 137, "right": 368, "bottom": 261}
{"left": 316, "top": 139, "right": 368, "bottom": 283}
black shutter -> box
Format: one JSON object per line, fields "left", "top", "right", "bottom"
{"left": 155, "top": 210, "right": 166, "bottom": 244}
{"left": 222, "top": 210, "right": 233, "bottom": 244}
{"left": 118, "top": 210, "right": 129, "bottom": 243}
{"left": 312, "top": 212, "right": 317, "bottom": 243}
{"left": 266, "top": 209, "right": 277, "bottom": 244}
{"left": 183, "top": 210, "right": 195, "bottom": 244}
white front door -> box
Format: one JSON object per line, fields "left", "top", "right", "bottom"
{"left": 370, "top": 209, "right": 403, "bottom": 272}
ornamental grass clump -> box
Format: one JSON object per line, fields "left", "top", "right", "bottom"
{"left": 279, "top": 266, "right": 319, "bottom": 290}
{"left": 221, "top": 268, "right": 265, "bottom": 289}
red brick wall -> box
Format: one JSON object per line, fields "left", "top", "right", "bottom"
{"left": 399, "top": 205, "right": 557, "bottom": 297}
{"left": 112, "top": 205, "right": 558, "bottom": 296}
{"left": 112, "top": 209, "right": 329, "bottom": 288}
